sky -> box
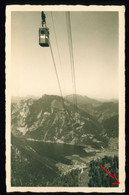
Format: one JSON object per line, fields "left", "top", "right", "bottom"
{"left": 11, "top": 10, "right": 119, "bottom": 100}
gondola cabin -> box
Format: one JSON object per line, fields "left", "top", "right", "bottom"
{"left": 39, "top": 27, "right": 49, "bottom": 47}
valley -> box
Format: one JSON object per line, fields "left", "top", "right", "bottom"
{"left": 11, "top": 94, "right": 119, "bottom": 187}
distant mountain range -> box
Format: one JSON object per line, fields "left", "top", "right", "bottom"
{"left": 11, "top": 94, "right": 119, "bottom": 187}
{"left": 12, "top": 94, "right": 118, "bottom": 104}
{"left": 65, "top": 94, "right": 101, "bottom": 106}
{"left": 11, "top": 94, "right": 118, "bottom": 148}
{"left": 66, "top": 94, "right": 118, "bottom": 124}
{"left": 11, "top": 95, "right": 39, "bottom": 103}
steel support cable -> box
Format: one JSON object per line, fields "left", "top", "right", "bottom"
{"left": 65, "top": 12, "right": 77, "bottom": 110}
{"left": 65, "top": 12, "right": 75, "bottom": 106}
{"left": 49, "top": 42, "right": 63, "bottom": 98}
{"left": 50, "top": 12, "right": 66, "bottom": 95}
{"left": 66, "top": 12, "right": 77, "bottom": 109}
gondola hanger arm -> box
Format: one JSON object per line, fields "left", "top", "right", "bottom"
{"left": 41, "top": 11, "right": 46, "bottom": 26}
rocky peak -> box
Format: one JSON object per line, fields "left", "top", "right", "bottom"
{"left": 11, "top": 95, "right": 109, "bottom": 148}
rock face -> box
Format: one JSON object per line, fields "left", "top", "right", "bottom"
{"left": 11, "top": 94, "right": 119, "bottom": 187}
{"left": 11, "top": 94, "right": 118, "bottom": 148}
{"left": 65, "top": 94, "right": 118, "bottom": 138}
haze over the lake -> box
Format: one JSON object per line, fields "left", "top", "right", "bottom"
{"left": 11, "top": 11, "right": 118, "bottom": 100}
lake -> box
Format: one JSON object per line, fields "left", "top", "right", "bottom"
{"left": 11, "top": 135, "right": 94, "bottom": 186}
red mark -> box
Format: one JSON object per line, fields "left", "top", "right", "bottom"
{"left": 112, "top": 173, "right": 120, "bottom": 185}
{"left": 101, "top": 165, "right": 114, "bottom": 179}
{"left": 101, "top": 165, "right": 120, "bottom": 185}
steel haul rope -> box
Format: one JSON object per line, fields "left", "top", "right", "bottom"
{"left": 51, "top": 12, "right": 66, "bottom": 96}
{"left": 65, "top": 12, "right": 77, "bottom": 111}
{"left": 49, "top": 43, "right": 63, "bottom": 98}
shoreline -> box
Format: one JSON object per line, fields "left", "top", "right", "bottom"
{"left": 23, "top": 136, "right": 118, "bottom": 156}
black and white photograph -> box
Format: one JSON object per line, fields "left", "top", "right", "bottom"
{"left": 6, "top": 5, "right": 125, "bottom": 193}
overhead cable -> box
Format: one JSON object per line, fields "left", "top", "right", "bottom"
{"left": 51, "top": 12, "right": 66, "bottom": 95}
{"left": 65, "top": 12, "right": 77, "bottom": 110}
{"left": 49, "top": 42, "right": 63, "bottom": 98}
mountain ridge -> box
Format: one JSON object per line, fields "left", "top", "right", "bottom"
{"left": 11, "top": 94, "right": 112, "bottom": 149}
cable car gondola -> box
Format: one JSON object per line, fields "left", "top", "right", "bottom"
{"left": 39, "top": 12, "right": 49, "bottom": 47}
